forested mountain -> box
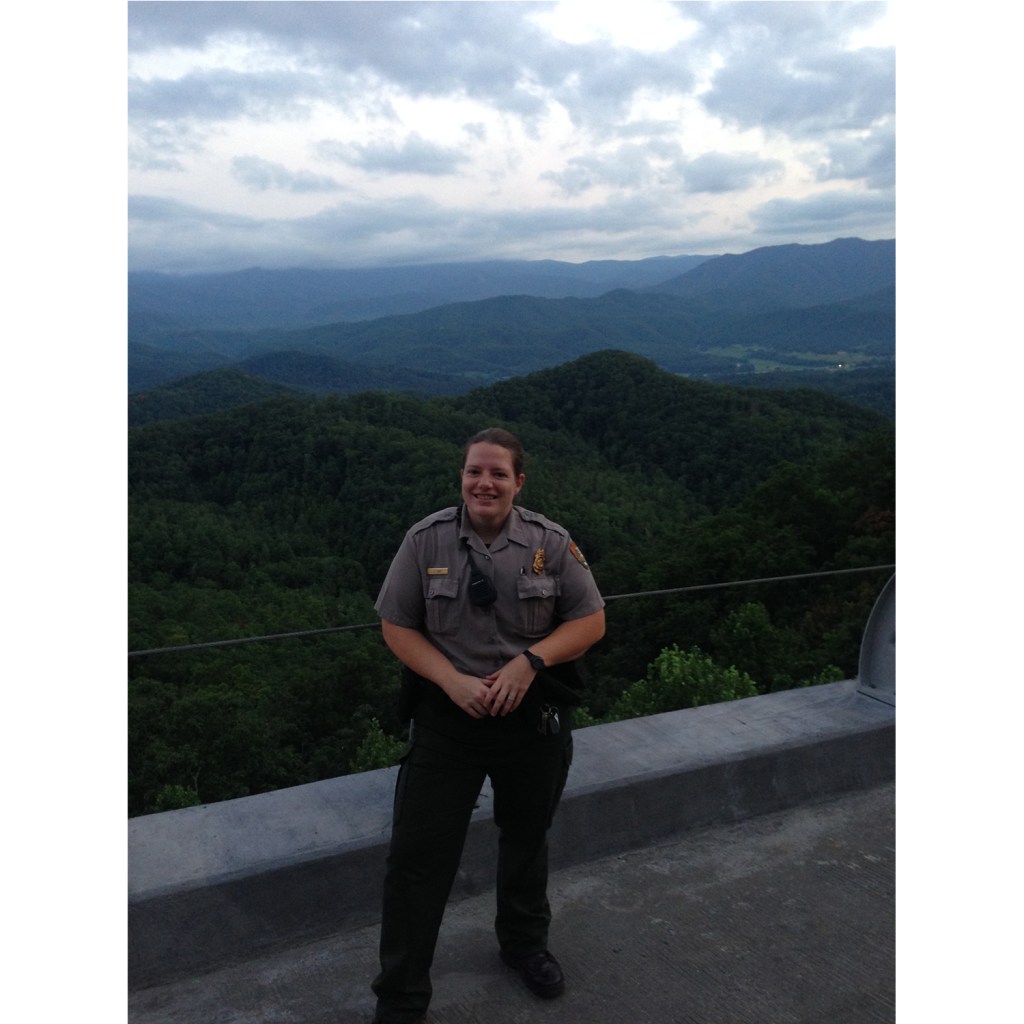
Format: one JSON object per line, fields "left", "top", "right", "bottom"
{"left": 651, "top": 237, "right": 895, "bottom": 308}
{"left": 128, "top": 237, "right": 895, "bottom": 397}
{"left": 711, "top": 365, "right": 895, "bottom": 419}
{"left": 129, "top": 342, "right": 240, "bottom": 393}
{"left": 272, "top": 284, "right": 893, "bottom": 378}
{"left": 129, "top": 351, "right": 895, "bottom": 817}
{"left": 128, "top": 367, "right": 295, "bottom": 426}
{"left": 128, "top": 356, "right": 472, "bottom": 425}
{"left": 130, "top": 351, "right": 894, "bottom": 428}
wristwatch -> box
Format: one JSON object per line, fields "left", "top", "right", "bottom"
{"left": 523, "top": 649, "right": 545, "bottom": 671}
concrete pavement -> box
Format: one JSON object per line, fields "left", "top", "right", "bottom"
{"left": 128, "top": 782, "right": 895, "bottom": 1024}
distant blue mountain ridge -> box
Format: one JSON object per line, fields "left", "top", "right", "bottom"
{"left": 129, "top": 253, "right": 713, "bottom": 331}
{"left": 128, "top": 237, "right": 895, "bottom": 407}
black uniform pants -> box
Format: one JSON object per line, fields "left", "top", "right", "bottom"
{"left": 371, "top": 719, "right": 573, "bottom": 1020}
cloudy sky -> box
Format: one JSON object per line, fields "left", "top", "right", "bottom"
{"left": 126, "top": 1, "right": 894, "bottom": 273}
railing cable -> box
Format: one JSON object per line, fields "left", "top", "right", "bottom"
{"left": 602, "top": 563, "right": 895, "bottom": 602}
{"left": 127, "top": 563, "right": 894, "bottom": 658}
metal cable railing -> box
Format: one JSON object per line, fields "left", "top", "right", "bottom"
{"left": 128, "top": 563, "right": 895, "bottom": 658}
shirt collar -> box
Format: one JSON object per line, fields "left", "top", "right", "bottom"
{"left": 458, "top": 505, "right": 529, "bottom": 552}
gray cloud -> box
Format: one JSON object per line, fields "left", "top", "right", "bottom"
{"left": 128, "top": 2, "right": 893, "bottom": 138}
{"left": 129, "top": 120, "right": 208, "bottom": 172}
{"left": 127, "top": 4, "right": 704, "bottom": 142}
{"left": 127, "top": 1, "right": 894, "bottom": 271}
{"left": 542, "top": 140, "right": 683, "bottom": 196}
{"left": 705, "top": 47, "right": 894, "bottom": 138}
{"left": 316, "top": 133, "right": 469, "bottom": 176}
{"left": 127, "top": 189, "right": 663, "bottom": 273}
{"left": 128, "top": 66, "right": 334, "bottom": 171}
{"left": 817, "top": 123, "right": 895, "bottom": 189}
{"left": 544, "top": 46, "right": 699, "bottom": 132}
{"left": 127, "top": 185, "right": 748, "bottom": 274}
{"left": 695, "top": 2, "right": 894, "bottom": 140}
{"left": 693, "top": 0, "right": 890, "bottom": 68}
{"left": 129, "top": 2, "right": 559, "bottom": 120}
{"left": 128, "top": 195, "right": 281, "bottom": 273}
{"left": 683, "top": 152, "right": 784, "bottom": 194}
{"left": 751, "top": 188, "right": 895, "bottom": 236}
{"left": 129, "top": 67, "right": 327, "bottom": 123}
{"left": 231, "top": 156, "right": 343, "bottom": 193}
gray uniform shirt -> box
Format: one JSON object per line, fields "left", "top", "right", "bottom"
{"left": 375, "top": 504, "right": 605, "bottom": 680}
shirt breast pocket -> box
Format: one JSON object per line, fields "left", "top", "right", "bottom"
{"left": 425, "top": 576, "right": 461, "bottom": 636}
{"left": 516, "top": 574, "right": 561, "bottom": 637}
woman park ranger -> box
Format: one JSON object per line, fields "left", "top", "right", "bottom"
{"left": 370, "top": 427, "right": 606, "bottom": 1024}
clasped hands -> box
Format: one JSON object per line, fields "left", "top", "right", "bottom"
{"left": 448, "top": 655, "right": 537, "bottom": 718}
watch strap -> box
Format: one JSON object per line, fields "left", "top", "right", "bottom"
{"left": 523, "top": 649, "right": 545, "bottom": 671}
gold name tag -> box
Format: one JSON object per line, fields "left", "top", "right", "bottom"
{"left": 427, "top": 567, "right": 449, "bottom": 576}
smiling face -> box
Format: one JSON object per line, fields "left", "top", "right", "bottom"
{"left": 461, "top": 441, "right": 525, "bottom": 542}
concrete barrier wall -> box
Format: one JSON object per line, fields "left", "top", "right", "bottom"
{"left": 128, "top": 679, "right": 895, "bottom": 989}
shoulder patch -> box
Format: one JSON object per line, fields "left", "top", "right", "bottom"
{"left": 569, "top": 540, "right": 591, "bottom": 570}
